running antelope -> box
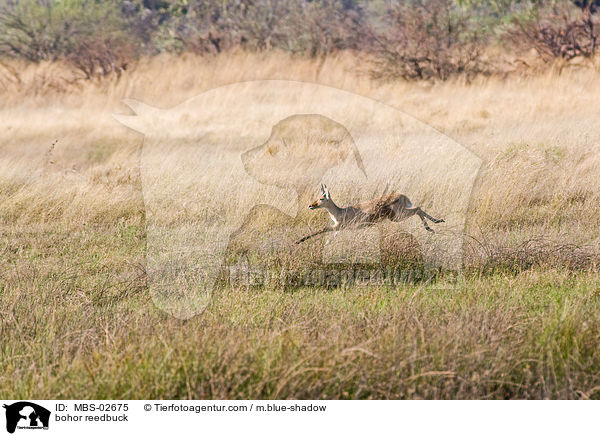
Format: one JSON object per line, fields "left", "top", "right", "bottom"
{"left": 296, "top": 184, "right": 444, "bottom": 244}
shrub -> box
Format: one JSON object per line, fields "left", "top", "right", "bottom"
{"left": 278, "top": 0, "right": 367, "bottom": 57}
{"left": 368, "top": 0, "right": 487, "bottom": 81}
{"left": 506, "top": 1, "right": 600, "bottom": 61}
{"left": 150, "top": 0, "right": 367, "bottom": 57}
{"left": 0, "top": 0, "right": 138, "bottom": 77}
{"left": 66, "top": 37, "right": 137, "bottom": 79}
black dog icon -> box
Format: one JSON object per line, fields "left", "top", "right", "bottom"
{"left": 3, "top": 402, "right": 50, "bottom": 434}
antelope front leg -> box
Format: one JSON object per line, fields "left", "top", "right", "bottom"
{"left": 295, "top": 227, "right": 334, "bottom": 244}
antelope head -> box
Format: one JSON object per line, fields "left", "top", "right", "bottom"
{"left": 309, "top": 184, "right": 333, "bottom": 210}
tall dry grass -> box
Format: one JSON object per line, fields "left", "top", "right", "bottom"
{"left": 1, "top": 51, "right": 599, "bottom": 268}
{"left": 1, "top": 52, "right": 600, "bottom": 398}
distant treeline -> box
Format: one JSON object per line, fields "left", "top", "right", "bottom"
{"left": 1, "top": 0, "right": 599, "bottom": 80}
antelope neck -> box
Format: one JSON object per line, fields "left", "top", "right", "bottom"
{"left": 323, "top": 201, "right": 344, "bottom": 222}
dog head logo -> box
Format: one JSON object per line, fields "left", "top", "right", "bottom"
{"left": 115, "top": 80, "right": 482, "bottom": 319}
{"left": 3, "top": 402, "right": 50, "bottom": 434}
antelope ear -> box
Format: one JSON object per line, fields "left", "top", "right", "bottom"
{"left": 323, "top": 184, "right": 330, "bottom": 199}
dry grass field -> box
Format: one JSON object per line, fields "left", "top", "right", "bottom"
{"left": 1, "top": 52, "right": 600, "bottom": 399}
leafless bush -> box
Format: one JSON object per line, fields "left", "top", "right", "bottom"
{"left": 368, "top": 0, "right": 486, "bottom": 81}
{"left": 0, "top": 0, "right": 139, "bottom": 78}
{"left": 66, "top": 38, "right": 135, "bottom": 79}
{"left": 158, "top": 0, "right": 366, "bottom": 57}
{"left": 506, "top": 2, "right": 600, "bottom": 61}
{"left": 280, "top": 1, "right": 367, "bottom": 57}
{"left": 148, "top": 0, "right": 282, "bottom": 55}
